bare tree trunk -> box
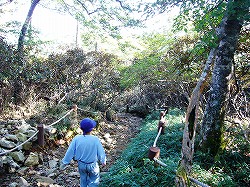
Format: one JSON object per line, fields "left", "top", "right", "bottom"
{"left": 14, "top": 0, "right": 40, "bottom": 105}
{"left": 200, "top": 0, "right": 247, "bottom": 157}
{"left": 175, "top": 49, "right": 216, "bottom": 186}
{"left": 18, "top": 0, "right": 40, "bottom": 52}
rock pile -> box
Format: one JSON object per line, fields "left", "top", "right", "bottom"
{"left": 0, "top": 119, "right": 81, "bottom": 186}
{"left": 0, "top": 119, "right": 41, "bottom": 174}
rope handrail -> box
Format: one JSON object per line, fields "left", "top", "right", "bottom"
{"left": 0, "top": 131, "right": 39, "bottom": 156}
{"left": 153, "top": 127, "right": 162, "bottom": 147}
{"left": 47, "top": 109, "right": 74, "bottom": 128}
{"left": 76, "top": 107, "right": 89, "bottom": 112}
{"left": 149, "top": 110, "right": 210, "bottom": 187}
{"left": 0, "top": 108, "right": 74, "bottom": 156}
{"left": 153, "top": 158, "right": 210, "bottom": 187}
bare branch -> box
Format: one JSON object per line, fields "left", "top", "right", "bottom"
{"left": 59, "top": 0, "right": 75, "bottom": 17}
{"left": 75, "top": 0, "right": 102, "bottom": 15}
{"left": 0, "top": 0, "right": 14, "bottom": 6}
{"left": 115, "top": 0, "right": 130, "bottom": 10}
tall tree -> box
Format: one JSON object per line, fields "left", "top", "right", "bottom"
{"left": 18, "top": 0, "right": 40, "bottom": 52}
{"left": 175, "top": 49, "right": 216, "bottom": 187}
{"left": 174, "top": 0, "right": 249, "bottom": 186}
{"left": 12, "top": 0, "right": 40, "bottom": 105}
{"left": 200, "top": 0, "right": 250, "bottom": 156}
{"left": 131, "top": 0, "right": 249, "bottom": 186}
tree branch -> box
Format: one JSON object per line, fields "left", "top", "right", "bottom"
{"left": 0, "top": 0, "right": 14, "bottom": 6}
{"left": 115, "top": 0, "right": 130, "bottom": 10}
{"left": 75, "top": 0, "right": 102, "bottom": 15}
{"left": 18, "top": 0, "right": 40, "bottom": 52}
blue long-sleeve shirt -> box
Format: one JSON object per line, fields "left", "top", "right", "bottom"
{"left": 62, "top": 134, "right": 106, "bottom": 165}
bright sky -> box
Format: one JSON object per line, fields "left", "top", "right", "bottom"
{"left": 1, "top": 1, "right": 78, "bottom": 45}
{"left": 0, "top": 1, "right": 179, "bottom": 55}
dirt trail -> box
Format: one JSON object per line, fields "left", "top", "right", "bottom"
{"left": 1, "top": 113, "right": 142, "bottom": 186}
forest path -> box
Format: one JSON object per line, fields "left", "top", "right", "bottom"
{"left": 2, "top": 113, "right": 143, "bottom": 187}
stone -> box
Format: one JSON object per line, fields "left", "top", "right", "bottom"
{"left": 36, "top": 176, "right": 55, "bottom": 186}
{"left": 104, "top": 133, "right": 111, "bottom": 139}
{"left": 55, "top": 139, "right": 66, "bottom": 145}
{"left": 9, "top": 160, "right": 20, "bottom": 173}
{"left": 48, "top": 159, "right": 58, "bottom": 169}
{"left": 1, "top": 155, "right": 13, "bottom": 164}
{"left": 0, "top": 138, "right": 16, "bottom": 149}
{"left": 47, "top": 172, "right": 58, "bottom": 179}
{"left": 17, "top": 166, "right": 29, "bottom": 175}
{"left": 6, "top": 124, "right": 13, "bottom": 130}
{"left": 5, "top": 134, "right": 18, "bottom": 142}
{"left": 106, "top": 137, "right": 113, "bottom": 144}
{"left": 100, "top": 138, "right": 105, "bottom": 144}
{"left": 26, "top": 129, "right": 37, "bottom": 139}
{"left": 16, "top": 122, "right": 31, "bottom": 134}
{"left": 16, "top": 132, "right": 27, "bottom": 142}
{"left": 9, "top": 182, "right": 19, "bottom": 187}
{"left": 69, "top": 171, "right": 80, "bottom": 177}
{"left": 0, "top": 128, "right": 8, "bottom": 135}
{"left": 65, "top": 130, "right": 74, "bottom": 139}
{"left": 10, "top": 151, "right": 25, "bottom": 162}
{"left": 7, "top": 119, "right": 20, "bottom": 126}
{"left": 23, "top": 142, "right": 32, "bottom": 150}
{"left": 19, "top": 176, "right": 30, "bottom": 186}
{"left": 24, "top": 152, "right": 39, "bottom": 166}
{"left": 45, "top": 127, "right": 57, "bottom": 134}
{"left": 47, "top": 168, "right": 58, "bottom": 176}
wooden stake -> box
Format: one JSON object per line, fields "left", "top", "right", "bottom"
{"left": 37, "top": 124, "right": 44, "bottom": 146}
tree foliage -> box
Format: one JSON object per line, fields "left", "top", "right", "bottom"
{"left": 0, "top": 1, "right": 249, "bottom": 186}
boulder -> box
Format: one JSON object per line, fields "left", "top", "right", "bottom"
{"left": 16, "top": 132, "right": 28, "bottom": 142}
{"left": 0, "top": 138, "right": 16, "bottom": 149}
{"left": 1, "top": 155, "right": 13, "bottom": 164}
{"left": 0, "top": 128, "right": 8, "bottom": 135}
{"left": 16, "top": 121, "right": 31, "bottom": 134}
{"left": 23, "top": 142, "right": 33, "bottom": 150}
{"left": 24, "top": 152, "right": 39, "bottom": 166}
{"left": 26, "top": 129, "right": 38, "bottom": 141}
{"left": 10, "top": 151, "right": 25, "bottom": 162}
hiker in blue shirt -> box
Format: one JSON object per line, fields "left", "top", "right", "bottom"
{"left": 60, "top": 118, "right": 106, "bottom": 187}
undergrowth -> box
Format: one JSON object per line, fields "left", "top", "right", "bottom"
{"left": 100, "top": 108, "right": 185, "bottom": 187}
{"left": 100, "top": 108, "right": 250, "bottom": 187}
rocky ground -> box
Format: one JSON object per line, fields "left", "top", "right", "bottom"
{"left": 0, "top": 113, "right": 142, "bottom": 187}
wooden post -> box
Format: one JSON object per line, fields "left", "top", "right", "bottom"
{"left": 148, "top": 146, "right": 160, "bottom": 160}
{"left": 158, "top": 111, "right": 166, "bottom": 134}
{"left": 37, "top": 124, "right": 44, "bottom": 146}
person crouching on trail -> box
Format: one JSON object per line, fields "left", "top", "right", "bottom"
{"left": 60, "top": 118, "right": 106, "bottom": 187}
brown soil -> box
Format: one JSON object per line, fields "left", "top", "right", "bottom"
{"left": 1, "top": 112, "right": 142, "bottom": 186}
